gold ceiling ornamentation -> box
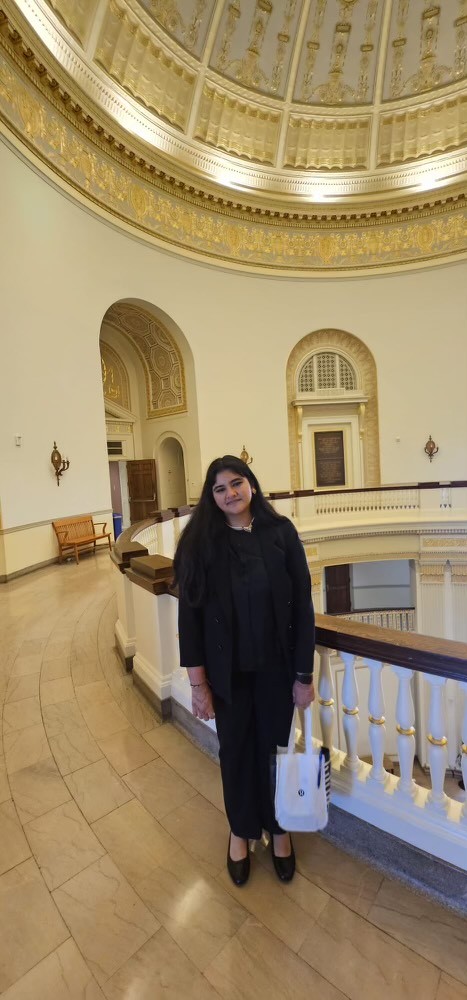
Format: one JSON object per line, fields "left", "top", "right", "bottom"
{"left": 5, "top": 1, "right": 467, "bottom": 200}
{"left": 300, "top": 0, "right": 327, "bottom": 103}
{"left": 101, "top": 342, "right": 131, "bottom": 410}
{"left": 3, "top": 5, "right": 467, "bottom": 273}
{"left": 94, "top": 1, "right": 196, "bottom": 129}
{"left": 284, "top": 113, "right": 370, "bottom": 170}
{"left": 378, "top": 91, "right": 467, "bottom": 166}
{"left": 102, "top": 303, "right": 186, "bottom": 418}
{"left": 45, "top": 0, "right": 99, "bottom": 45}
{"left": 195, "top": 83, "right": 280, "bottom": 164}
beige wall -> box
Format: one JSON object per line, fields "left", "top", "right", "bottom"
{"left": 2, "top": 137, "right": 467, "bottom": 573}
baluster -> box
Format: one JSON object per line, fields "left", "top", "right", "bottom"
{"left": 366, "top": 658, "right": 387, "bottom": 783}
{"left": 317, "top": 646, "right": 335, "bottom": 752}
{"left": 392, "top": 666, "right": 416, "bottom": 798}
{"left": 426, "top": 675, "right": 448, "bottom": 811}
{"left": 340, "top": 652, "right": 360, "bottom": 771}
{"left": 461, "top": 681, "right": 467, "bottom": 823}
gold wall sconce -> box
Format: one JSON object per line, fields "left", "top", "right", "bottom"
{"left": 424, "top": 435, "right": 439, "bottom": 462}
{"left": 51, "top": 442, "right": 70, "bottom": 485}
{"left": 240, "top": 445, "right": 253, "bottom": 465}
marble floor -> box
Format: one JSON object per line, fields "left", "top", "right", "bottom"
{"left": 1, "top": 556, "right": 467, "bottom": 1000}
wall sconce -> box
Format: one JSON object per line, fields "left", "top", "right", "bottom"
{"left": 51, "top": 442, "right": 70, "bottom": 485}
{"left": 424, "top": 435, "right": 439, "bottom": 462}
{"left": 240, "top": 445, "right": 253, "bottom": 465}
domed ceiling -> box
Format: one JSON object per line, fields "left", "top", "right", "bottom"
{"left": 3, "top": 0, "right": 467, "bottom": 271}
{"left": 8, "top": 0, "right": 467, "bottom": 205}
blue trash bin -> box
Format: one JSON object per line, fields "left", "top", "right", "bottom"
{"left": 112, "top": 513, "right": 123, "bottom": 540}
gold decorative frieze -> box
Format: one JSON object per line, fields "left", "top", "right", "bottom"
{"left": 422, "top": 536, "right": 467, "bottom": 548}
{"left": 101, "top": 342, "right": 131, "bottom": 410}
{"left": 378, "top": 93, "right": 467, "bottom": 166}
{"left": 106, "top": 420, "right": 132, "bottom": 434}
{"left": 284, "top": 114, "right": 370, "bottom": 170}
{"left": 102, "top": 303, "right": 186, "bottom": 418}
{"left": 419, "top": 563, "right": 446, "bottom": 583}
{"left": 451, "top": 564, "right": 467, "bottom": 584}
{"left": 2, "top": 30, "right": 467, "bottom": 273}
{"left": 195, "top": 83, "right": 280, "bottom": 164}
{"left": 45, "top": 0, "right": 100, "bottom": 45}
{"left": 94, "top": 1, "right": 196, "bottom": 129}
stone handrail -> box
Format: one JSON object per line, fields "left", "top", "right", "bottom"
{"left": 121, "top": 552, "right": 467, "bottom": 870}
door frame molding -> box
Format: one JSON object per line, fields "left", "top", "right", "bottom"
{"left": 286, "top": 330, "right": 381, "bottom": 490}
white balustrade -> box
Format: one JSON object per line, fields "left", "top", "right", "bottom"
{"left": 426, "top": 674, "right": 448, "bottom": 812}
{"left": 340, "top": 651, "right": 360, "bottom": 771}
{"left": 315, "top": 487, "right": 419, "bottom": 517}
{"left": 392, "top": 666, "right": 417, "bottom": 798}
{"left": 366, "top": 658, "right": 387, "bottom": 783}
{"left": 317, "top": 646, "right": 335, "bottom": 753}
{"left": 338, "top": 609, "right": 415, "bottom": 632}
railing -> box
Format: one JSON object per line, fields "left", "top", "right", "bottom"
{"left": 312, "top": 614, "right": 467, "bottom": 869}
{"left": 267, "top": 480, "right": 467, "bottom": 525}
{"left": 117, "top": 537, "right": 467, "bottom": 872}
{"left": 334, "top": 608, "right": 415, "bottom": 631}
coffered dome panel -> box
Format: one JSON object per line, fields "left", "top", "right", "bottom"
{"left": 4, "top": 0, "right": 467, "bottom": 270}
{"left": 11, "top": 0, "right": 467, "bottom": 203}
{"left": 383, "top": 0, "right": 467, "bottom": 101}
{"left": 292, "top": 0, "right": 384, "bottom": 106}
{"left": 138, "top": 0, "right": 216, "bottom": 58}
{"left": 208, "top": 0, "right": 303, "bottom": 100}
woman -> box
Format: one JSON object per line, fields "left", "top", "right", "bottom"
{"left": 173, "top": 456, "right": 315, "bottom": 886}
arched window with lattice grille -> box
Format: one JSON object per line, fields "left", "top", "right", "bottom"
{"left": 298, "top": 351, "right": 357, "bottom": 394}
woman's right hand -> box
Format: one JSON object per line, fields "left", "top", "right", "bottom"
{"left": 191, "top": 682, "right": 215, "bottom": 721}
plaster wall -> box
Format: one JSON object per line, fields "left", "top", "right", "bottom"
{"left": 2, "top": 138, "right": 467, "bottom": 574}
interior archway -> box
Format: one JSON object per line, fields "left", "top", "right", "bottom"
{"left": 157, "top": 436, "right": 187, "bottom": 509}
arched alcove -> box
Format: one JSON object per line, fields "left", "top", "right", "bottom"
{"left": 286, "top": 330, "right": 380, "bottom": 490}
{"left": 99, "top": 298, "right": 202, "bottom": 514}
{"left": 157, "top": 435, "right": 187, "bottom": 509}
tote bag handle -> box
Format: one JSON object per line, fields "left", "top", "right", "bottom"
{"left": 286, "top": 706, "right": 313, "bottom": 755}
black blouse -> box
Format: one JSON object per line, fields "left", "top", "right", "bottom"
{"left": 227, "top": 527, "right": 281, "bottom": 672}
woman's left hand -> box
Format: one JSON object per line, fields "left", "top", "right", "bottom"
{"left": 292, "top": 679, "right": 315, "bottom": 709}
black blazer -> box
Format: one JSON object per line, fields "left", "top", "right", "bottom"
{"left": 178, "top": 518, "right": 315, "bottom": 703}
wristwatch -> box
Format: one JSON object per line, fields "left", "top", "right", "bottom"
{"left": 295, "top": 672, "right": 313, "bottom": 684}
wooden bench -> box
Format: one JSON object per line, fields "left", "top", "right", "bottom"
{"left": 52, "top": 514, "right": 112, "bottom": 565}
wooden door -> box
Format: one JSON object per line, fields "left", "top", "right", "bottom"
{"left": 108, "top": 462, "right": 122, "bottom": 514}
{"left": 127, "top": 459, "right": 157, "bottom": 523}
{"left": 325, "top": 565, "right": 351, "bottom": 615}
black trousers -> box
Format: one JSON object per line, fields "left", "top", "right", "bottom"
{"left": 212, "top": 668, "right": 294, "bottom": 839}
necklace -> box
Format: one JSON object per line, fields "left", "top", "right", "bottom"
{"left": 227, "top": 518, "right": 254, "bottom": 532}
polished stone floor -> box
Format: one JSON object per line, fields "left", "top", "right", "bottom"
{"left": 1, "top": 555, "right": 467, "bottom": 999}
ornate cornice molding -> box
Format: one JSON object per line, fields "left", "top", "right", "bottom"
{"left": 2, "top": 5, "right": 467, "bottom": 273}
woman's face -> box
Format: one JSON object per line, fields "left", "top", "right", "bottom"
{"left": 212, "top": 469, "right": 253, "bottom": 525}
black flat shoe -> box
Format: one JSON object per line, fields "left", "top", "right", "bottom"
{"left": 227, "top": 834, "right": 250, "bottom": 886}
{"left": 271, "top": 836, "right": 295, "bottom": 882}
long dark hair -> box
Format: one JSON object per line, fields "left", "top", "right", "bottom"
{"left": 173, "top": 455, "right": 283, "bottom": 606}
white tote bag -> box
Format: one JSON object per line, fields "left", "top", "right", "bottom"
{"left": 274, "top": 707, "right": 329, "bottom": 833}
